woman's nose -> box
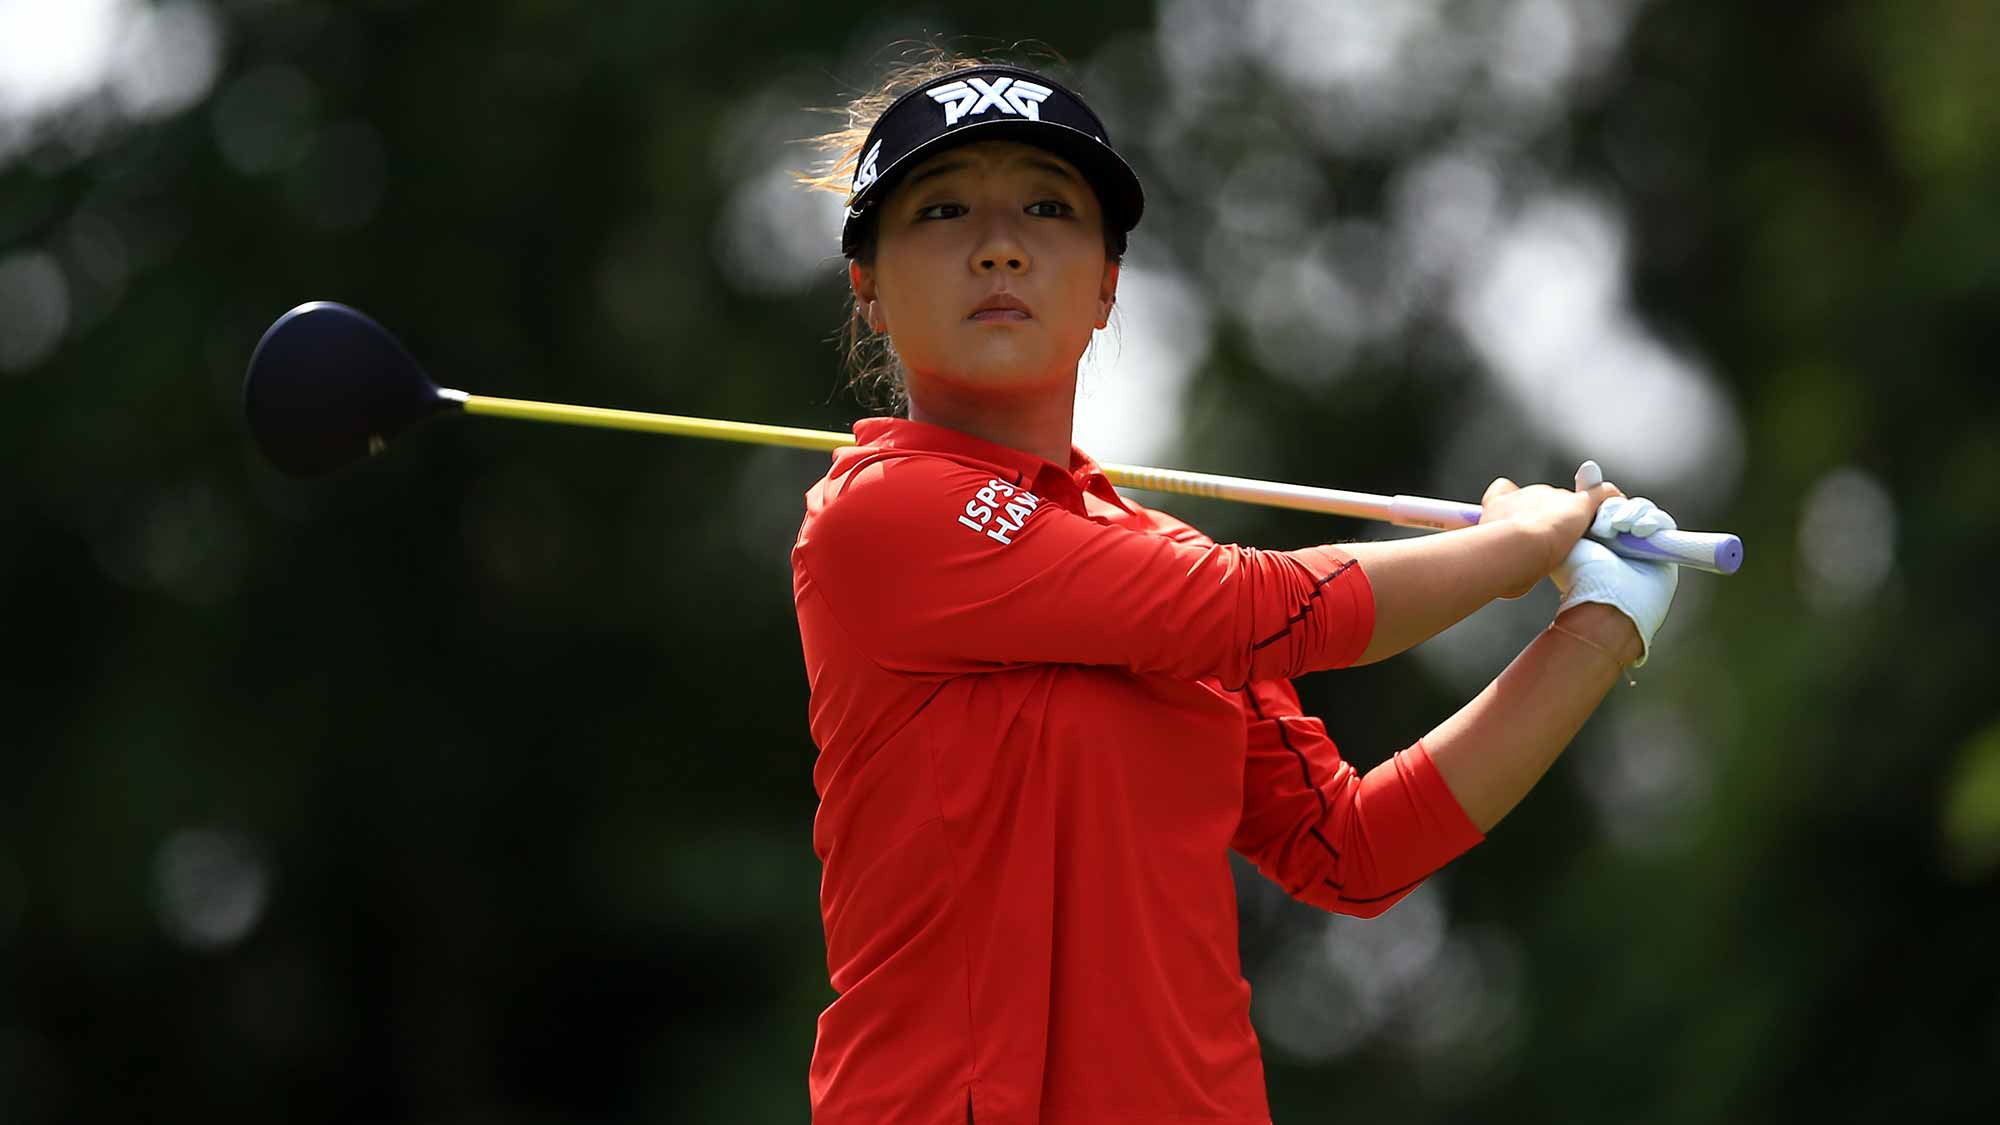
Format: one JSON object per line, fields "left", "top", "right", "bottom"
{"left": 972, "top": 225, "right": 1029, "bottom": 273}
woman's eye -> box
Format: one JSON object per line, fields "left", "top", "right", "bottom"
{"left": 1027, "top": 200, "right": 1074, "bottom": 218}
{"left": 917, "top": 203, "right": 966, "bottom": 220}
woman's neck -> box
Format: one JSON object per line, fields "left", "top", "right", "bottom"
{"left": 906, "top": 376, "right": 1077, "bottom": 469}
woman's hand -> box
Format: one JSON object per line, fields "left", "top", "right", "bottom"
{"left": 1479, "top": 461, "right": 1624, "bottom": 597}
{"left": 1551, "top": 485, "right": 1681, "bottom": 666}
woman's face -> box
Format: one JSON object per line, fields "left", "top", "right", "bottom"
{"left": 850, "top": 139, "right": 1118, "bottom": 398}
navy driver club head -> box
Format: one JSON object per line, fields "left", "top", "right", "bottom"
{"left": 243, "top": 301, "right": 461, "bottom": 477}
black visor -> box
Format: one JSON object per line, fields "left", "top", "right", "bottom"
{"left": 839, "top": 64, "right": 1144, "bottom": 259}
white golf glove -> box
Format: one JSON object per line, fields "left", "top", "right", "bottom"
{"left": 1550, "top": 461, "right": 1680, "bottom": 668}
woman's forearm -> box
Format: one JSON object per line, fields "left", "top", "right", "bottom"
{"left": 1422, "top": 602, "right": 1642, "bottom": 832}
{"left": 1345, "top": 522, "right": 1547, "bottom": 666}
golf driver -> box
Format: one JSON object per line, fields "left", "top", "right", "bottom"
{"left": 242, "top": 301, "right": 1744, "bottom": 575}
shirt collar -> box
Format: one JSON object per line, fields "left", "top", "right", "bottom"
{"left": 850, "top": 417, "right": 1136, "bottom": 515}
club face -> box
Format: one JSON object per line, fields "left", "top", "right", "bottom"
{"left": 242, "top": 301, "right": 452, "bottom": 476}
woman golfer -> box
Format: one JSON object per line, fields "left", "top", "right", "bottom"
{"left": 790, "top": 52, "right": 1679, "bottom": 1124}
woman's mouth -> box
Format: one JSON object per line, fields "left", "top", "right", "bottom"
{"left": 968, "top": 293, "right": 1033, "bottom": 322}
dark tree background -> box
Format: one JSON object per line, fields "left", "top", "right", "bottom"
{"left": 3, "top": 0, "right": 1995, "bottom": 1121}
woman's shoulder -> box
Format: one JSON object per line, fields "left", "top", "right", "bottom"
{"left": 801, "top": 446, "right": 1021, "bottom": 547}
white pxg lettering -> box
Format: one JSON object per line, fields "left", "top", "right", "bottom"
{"left": 956, "top": 478, "right": 1041, "bottom": 545}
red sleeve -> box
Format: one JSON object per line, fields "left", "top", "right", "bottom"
{"left": 795, "top": 455, "right": 1373, "bottom": 685}
{"left": 1231, "top": 678, "right": 1485, "bottom": 917}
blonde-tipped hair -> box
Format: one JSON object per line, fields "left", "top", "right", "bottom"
{"left": 793, "top": 39, "right": 1119, "bottom": 412}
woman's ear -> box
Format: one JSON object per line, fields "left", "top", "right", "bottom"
{"left": 850, "top": 261, "right": 886, "bottom": 333}
{"left": 1096, "top": 259, "right": 1120, "bottom": 329}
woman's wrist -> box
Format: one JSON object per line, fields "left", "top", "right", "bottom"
{"left": 1552, "top": 601, "right": 1644, "bottom": 666}
{"left": 1480, "top": 519, "right": 1566, "bottom": 600}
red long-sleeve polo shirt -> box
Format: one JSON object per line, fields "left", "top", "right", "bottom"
{"left": 791, "top": 418, "right": 1484, "bottom": 1124}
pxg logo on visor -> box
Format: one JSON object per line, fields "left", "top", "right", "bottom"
{"left": 928, "top": 76, "right": 1054, "bottom": 126}
{"left": 838, "top": 64, "right": 1145, "bottom": 259}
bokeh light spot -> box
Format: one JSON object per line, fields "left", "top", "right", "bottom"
{"left": 154, "top": 828, "right": 271, "bottom": 952}
{"left": 210, "top": 63, "right": 318, "bottom": 176}
{"left": 0, "top": 250, "right": 70, "bottom": 373}
{"left": 1941, "top": 720, "right": 2000, "bottom": 881}
{"left": 107, "top": 0, "right": 223, "bottom": 121}
{"left": 1795, "top": 466, "right": 1896, "bottom": 613}
{"left": 716, "top": 162, "right": 846, "bottom": 297}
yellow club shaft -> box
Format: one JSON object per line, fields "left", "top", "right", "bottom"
{"left": 458, "top": 390, "right": 1406, "bottom": 525}
{"left": 457, "top": 392, "right": 1392, "bottom": 519}
{"left": 462, "top": 393, "right": 849, "bottom": 453}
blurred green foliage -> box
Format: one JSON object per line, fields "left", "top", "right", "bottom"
{"left": 2, "top": 1, "right": 1995, "bottom": 1122}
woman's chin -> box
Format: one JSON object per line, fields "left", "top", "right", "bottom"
{"left": 916, "top": 357, "right": 1069, "bottom": 396}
